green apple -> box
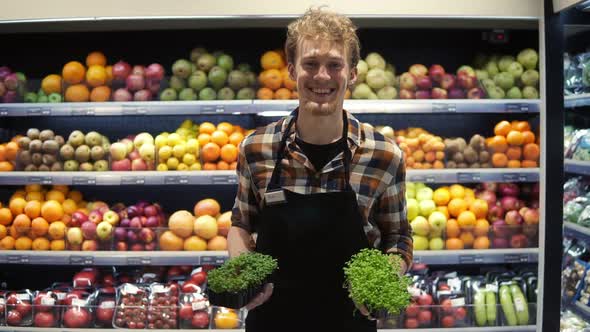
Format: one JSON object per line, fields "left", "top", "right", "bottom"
{"left": 522, "top": 86, "right": 539, "bottom": 99}
{"left": 406, "top": 182, "right": 416, "bottom": 199}
{"left": 366, "top": 52, "right": 386, "bottom": 70}
{"left": 517, "top": 48, "right": 539, "bottom": 70}
{"left": 429, "top": 237, "right": 444, "bottom": 250}
{"left": 410, "top": 216, "right": 430, "bottom": 236}
{"left": 37, "top": 95, "right": 48, "bottom": 103}
{"left": 494, "top": 72, "right": 515, "bottom": 90}
{"left": 419, "top": 200, "right": 436, "bottom": 217}
{"left": 507, "top": 61, "right": 524, "bottom": 80}
{"left": 485, "top": 61, "right": 499, "bottom": 77}
{"left": 428, "top": 211, "right": 447, "bottom": 234}
{"left": 498, "top": 55, "right": 516, "bottom": 72}
{"left": 48, "top": 93, "right": 62, "bottom": 103}
{"left": 415, "top": 182, "right": 426, "bottom": 190}
{"left": 407, "top": 198, "right": 419, "bottom": 221}
{"left": 506, "top": 87, "right": 522, "bottom": 99}
{"left": 475, "top": 70, "right": 489, "bottom": 80}
{"left": 521, "top": 69, "right": 539, "bottom": 87}
{"left": 413, "top": 235, "right": 429, "bottom": 251}
{"left": 416, "top": 187, "right": 433, "bottom": 201}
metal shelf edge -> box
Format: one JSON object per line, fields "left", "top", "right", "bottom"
{"left": 5, "top": 325, "right": 537, "bottom": 331}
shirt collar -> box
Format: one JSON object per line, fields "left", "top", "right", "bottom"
{"left": 281, "top": 108, "right": 362, "bottom": 148}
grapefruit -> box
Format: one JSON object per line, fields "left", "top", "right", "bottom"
{"left": 183, "top": 236, "right": 207, "bottom": 251}
{"left": 159, "top": 230, "right": 184, "bottom": 251}
{"left": 168, "top": 210, "right": 194, "bottom": 238}
{"left": 194, "top": 199, "right": 221, "bottom": 217}
{"left": 194, "top": 215, "right": 218, "bottom": 240}
{"left": 207, "top": 236, "right": 227, "bottom": 251}
{"left": 217, "top": 211, "right": 232, "bottom": 237}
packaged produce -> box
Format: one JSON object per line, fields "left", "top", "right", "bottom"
{"left": 113, "top": 283, "right": 148, "bottom": 329}
{"left": 211, "top": 306, "right": 244, "bottom": 329}
{"left": 94, "top": 287, "right": 116, "bottom": 328}
{"left": 0, "top": 291, "right": 5, "bottom": 326}
{"left": 561, "top": 310, "right": 590, "bottom": 332}
{"left": 433, "top": 275, "right": 469, "bottom": 328}
{"left": 60, "top": 289, "right": 96, "bottom": 328}
{"left": 5, "top": 290, "right": 34, "bottom": 327}
{"left": 32, "top": 291, "right": 60, "bottom": 327}
{"left": 399, "top": 278, "right": 435, "bottom": 329}
{"left": 470, "top": 279, "right": 499, "bottom": 327}
{"left": 179, "top": 291, "right": 210, "bottom": 329}
{"left": 147, "top": 283, "right": 178, "bottom": 329}
{"left": 499, "top": 281, "right": 530, "bottom": 326}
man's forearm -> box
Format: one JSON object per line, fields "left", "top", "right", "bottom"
{"left": 227, "top": 226, "right": 254, "bottom": 258}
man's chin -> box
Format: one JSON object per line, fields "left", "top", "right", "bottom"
{"left": 301, "top": 100, "right": 340, "bottom": 116}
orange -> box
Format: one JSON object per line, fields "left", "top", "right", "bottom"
{"left": 422, "top": 162, "right": 432, "bottom": 169}
{"left": 41, "top": 200, "right": 64, "bottom": 223}
{"left": 0, "top": 145, "right": 5, "bottom": 161}
{"left": 197, "top": 133, "right": 211, "bottom": 146}
{"left": 492, "top": 153, "right": 508, "bottom": 168}
{"left": 50, "top": 239, "right": 66, "bottom": 251}
{"left": 0, "top": 236, "right": 15, "bottom": 249}
{"left": 257, "top": 87, "right": 274, "bottom": 100}
{"left": 433, "top": 188, "right": 451, "bottom": 206}
{"left": 488, "top": 135, "right": 508, "bottom": 153}
{"left": 449, "top": 184, "right": 465, "bottom": 199}
{"left": 159, "top": 230, "right": 184, "bottom": 251}
{"left": 207, "top": 235, "right": 228, "bottom": 250}
{"left": 61, "top": 214, "right": 72, "bottom": 226}
{"left": 62, "top": 61, "right": 86, "bottom": 84}
{"left": 25, "top": 184, "right": 41, "bottom": 192}
{"left": 46, "top": 190, "right": 65, "bottom": 203}
{"left": 412, "top": 150, "right": 425, "bottom": 162}
{"left": 220, "top": 144, "right": 238, "bottom": 163}
{"left": 522, "top": 131, "right": 535, "bottom": 145}
{"left": 0, "top": 161, "right": 14, "bottom": 172}
{"left": 507, "top": 160, "right": 521, "bottom": 168}
{"left": 25, "top": 191, "right": 44, "bottom": 202}
{"left": 194, "top": 199, "right": 221, "bottom": 217}
{"left": 32, "top": 237, "right": 50, "bottom": 251}
{"left": 41, "top": 74, "right": 62, "bottom": 94}
{"left": 217, "top": 160, "right": 230, "bottom": 170}
{"left": 13, "top": 214, "right": 31, "bottom": 233}
{"left": 261, "top": 51, "right": 286, "bottom": 70}
{"left": 445, "top": 238, "right": 464, "bottom": 250}
{"left": 214, "top": 309, "right": 240, "bottom": 329}
{"left": 523, "top": 143, "right": 540, "bottom": 161}
{"left": 459, "top": 232, "right": 475, "bottom": 248}
{"left": 0, "top": 208, "right": 12, "bottom": 226}
{"left": 199, "top": 122, "right": 216, "bottom": 135}
{"left": 14, "top": 236, "right": 32, "bottom": 250}
{"left": 424, "top": 151, "right": 436, "bottom": 163}
{"left": 469, "top": 199, "right": 488, "bottom": 219}
{"left": 260, "top": 69, "right": 283, "bottom": 90}
{"left": 202, "top": 143, "right": 221, "bottom": 162}
{"left": 433, "top": 160, "right": 444, "bottom": 169}
{"left": 61, "top": 199, "right": 77, "bottom": 215}
{"left": 65, "top": 84, "right": 90, "bottom": 102}
{"left": 446, "top": 219, "right": 461, "bottom": 238}
{"left": 281, "top": 69, "right": 296, "bottom": 90}
{"left": 31, "top": 217, "right": 49, "bottom": 237}
{"left": 67, "top": 190, "right": 83, "bottom": 203}
{"left": 105, "top": 65, "right": 113, "bottom": 85}
{"left": 86, "top": 65, "right": 107, "bottom": 87}
{"left": 211, "top": 131, "right": 229, "bottom": 146}
{"left": 513, "top": 121, "right": 531, "bottom": 132}
{"left": 274, "top": 88, "right": 292, "bottom": 100}
{"left": 9, "top": 197, "right": 26, "bottom": 216}
{"left": 229, "top": 132, "right": 245, "bottom": 147}
{"left": 24, "top": 200, "right": 41, "bottom": 219}
{"left": 9, "top": 225, "right": 18, "bottom": 238}
{"left": 506, "top": 146, "right": 522, "bottom": 160}
{"left": 90, "top": 86, "right": 111, "bottom": 102}
{"left": 522, "top": 160, "right": 538, "bottom": 168}
{"left": 457, "top": 211, "right": 476, "bottom": 229}
{"left": 506, "top": 130, "right": 524, "bottom": 146}
{"left": 203, "top": 162, "right": 217, "bottom": 170}
{"left": 435, "top": 151, "right": 445, "bottom": 160}
{"left": 473, "top": 236, "right": 491, "bottom": 249}
{"left": 474, "top": 219, "right": 490, "bottom": 237}
{"left": 494, "top": 121, "right": 512, "bottom": 136}
{"left": 216, "top": 122, "right": 234, "bottom": 135}
{"left": 464, "top": 188, "right": 475, "bottom": 198}
{"left": 0, "top": 224, "right": 5, "bottom": 239}
{"left": 47, "top": 221, "right": 66, "bottom": 240}
{"left": 52, "top": 185, "right": 69, "bottom": 194}
{"left": 448, "top": 198, "right": 467, "bottom": 218}
{"left": 86, "top": 51, "right": 107, "bottom": 67}
{"left": 436, "top": 206, "right": 450, "bottom": 219}
{"left": 5, "top": 142, "right": 18, "bottom": 161}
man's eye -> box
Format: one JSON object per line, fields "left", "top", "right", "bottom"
{"left": 329, "top": 63, "right": 343, "bottom": 70}
{"left": 303, "top": 62, "right": 316, "bottom": 68}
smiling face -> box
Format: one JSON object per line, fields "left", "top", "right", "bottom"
{"left": 289, "top": 38, "right": 357, "bottom": 116}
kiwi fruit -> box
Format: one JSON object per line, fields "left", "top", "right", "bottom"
{"left": 17, "top": 150, "right": 32, "bottom": 165}
{"left": 463, "top": 146, "right": 478, "bottom": 164}
{"left": 452, "top": 152, "right": 465, "bottom": 163}
{"left": 42, "top": 140, "right": 59, "bottom": 155}
{"left": 469, "top": 162, "right": 481, "bottom": 168}
{"left": 24, "top": 164, "right": 38, "bottom": 172}
{"left": 54, "top": 135, "right": 65, "bottom": 146}
{"left": 38, "top": 164, "right": 50, "bottom": 172}
{"left": 18, "top": 136, "right": 31, "bottom": 150}
{"left": 26, "top": 128, "right": 40, "bottom": 140}
{"left": 479, "top": 151, "right": 490, "bottom": 163}
{"left": 446, "top": 161, "right": 457, "bottom": 169}
{"left": 457, "top": 162, "right": 468, "bottom": 168}
{"left": 29, "top": 139, "right": 43, "bottom": 153}
{"left": 31, "top": 153, "right": 43, "bottom": 166}
{"left": 51, "top": 162, "right": 63, "bottom": 172}
{"left": 42, "top": 154, "right": 56, "bottom": 165}
{"left": 481, "top": 162, "right": 493, "bottom": 168}
{"left": 469, "top": 134, "right": 485, "bottom": 151}
{"left": 39, "top": 129, "right": 55, "bottom": 141}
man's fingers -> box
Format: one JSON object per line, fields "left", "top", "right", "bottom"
{"left": 353, "top": 300, "right": 370, "bottom": 316}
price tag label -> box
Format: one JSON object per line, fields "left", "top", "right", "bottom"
{"left": 504, "top": 254, "right": 529, "bottom": 263}
{"left": 514, "top": 297, "right": 525, "bottom": 311}
{"left": 200, "top": 255, "right": 227, "bottom": 265}
{"left": 451, "top": 297, "right": 465, "bottom": 306}
{"left": 192, "top": 300, "right": 208, "bottom": 311}
{"left": 201, "top": 105, "right": 225, "bottom": 114}
{"left": 0, "top": 108, "right": 8, "bottom": 116}
{"left": 56, "top": 293, "right": 66, "bottom": 300}
{"left": 502, "top": 173, "right": 518, "bottom": 182}
{"left": 0, "top": 298, "right": 4, "bottom": 305}
{"left": 121, "top": 176, "right": 145, "bottom": 185}
{"left": 458, "top": 172, "right": 481, "bottom": 182}
{"left": 72, "top": 298, "right": 87, "bottom": 307}
{"left": 123, "top": 284, "right": 139, "bottom": 294}
{"left": 486, "top": 284, "right": 499, "bottom": 292}
{"left": 165, "top": 176, "right": 189, "bottom": 184}
{"left": 211, "top": 175, "right": 237, "bottom": 185}
{"left": 152, "top": 285, "right": 166, "bottom": 293}
{"left": 122, "top": 107, "right": 141, "bottom": 115}
{"left": 8, "top": 255, "right": 29, "bottom": 264}
{"left": 72, "top": 176, "right": 96, "bottom": 185}
{"left": 425, "top": 175, "right": 436, "bottom": 183}
{"left": 100, "top": 301, "right": 115, "bottom": 309}
{"left": 41, "top": 297, "right": 55, "bottom": 305}
{"left": 27, "top": 176, "right": 53, "bottom": 185}
{"left": 409, "top": 175, "right": 425, "bottom": 183}
{"left": 126, "top": 257, "right": 152, "bottom": 265}
{"left": 412, "top": 256, "right": 421, "bottom": 264}
{"left": 71, "top": 108, "right": 95, "bottom": 116}
{"left": 17, "top": 294, "right": 30, "bottom": 300}
{"left": 69, "top": 255, "right": 94, "bottom": 265}
{"left": 432, "top": 103, "right": 457, "bottom": 112}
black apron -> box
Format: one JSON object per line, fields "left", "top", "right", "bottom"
{"left": 246, "top": 110, "right": 376, "bottom": 332}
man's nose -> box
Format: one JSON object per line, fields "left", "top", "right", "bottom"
{"left": 315, "top": 65, "right": 330, "bottom": 80}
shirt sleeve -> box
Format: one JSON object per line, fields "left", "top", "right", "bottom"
{"left": 230, "top": 141, "right": 260, "bottom": 234}
{"left": 373, "top": 156, "right": 413, "bottom": 268}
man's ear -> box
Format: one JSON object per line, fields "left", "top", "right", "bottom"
{"left": 288, "top": 63, "right": 296, "bottom": 82}
{"left": 349, "top": 66, "right": 358, "bottom": 87}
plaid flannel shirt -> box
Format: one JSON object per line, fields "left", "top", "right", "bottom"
{"left": 231, "top": 110, "right": 413, "bottom": 267}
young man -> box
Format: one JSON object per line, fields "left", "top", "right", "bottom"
{"left": 228, "top": 8, "right": 412, "bottom": 332}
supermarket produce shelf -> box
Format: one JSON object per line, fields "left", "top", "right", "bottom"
{"left": 564, "top": 221, "right": 590, "bottom": 242}
{"left": 5, "top": 326, "right": 537, "bottom": 331}
{"left": 0, "top": 169, "right": 540, "bottom": 186}
{"left": 0, "top": 99, "right": 540, "bottom": 117}
{"left": 567, "top": 301, "right": 590, "bottom": 323}
{"left": 0, "top": 248, "right": 538, "bottom": 266}
{"left": 565, "top": 159, "right": 590, "bottom": 175}
{"left": 565, "top": 93, "right": 590, "bottom": 108}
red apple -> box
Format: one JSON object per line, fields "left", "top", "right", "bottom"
{"left": 71, "top": 211, "right": 89, "bottom": 227}
{"left": 405, "top": 303, "right": 419, "bottom": 317}
{"left": 431, "top": 87, "right": 448, "bottom": 99}
{"left": 505, "top": 210, "right": 523, "bottom": 226}
{"left": 440, "top": 74, "right": 456, "bottom": 90}
{"left": 112, "top": 158, "right": 131, "bottom": 171}
{"left": 126, "top": 74, "right": 145, "bottom": 92}
{"left": 415, "top": 90, "right": 431, "bottom": 99}
{"left": 467, "top": 87, "right": 484, "bottom": 99}
{"left": 488, "top": 205, "right": 505, "bottom": 222}
{"left": 112, "top": 61, "right": 132, "bottom": 80}
{"left": 441, "top": 315, "right": 455, "bottom": 328}
{"left": 416, "top": 76, "right": 432, "bottom": 90}
{"left": 146, "top": 63, "right": 165, "bottom": 80}
{"left": 132, "top": 65, "right": 145, "bottom": 76}
{"left": 441, "top": 299, "right": 453, "bottom": 314}
{"left": 34, "top": 311, "right": 56, "bottom": 327}
{"left": 399, "top": 89, "right": 415, "bottom": 99}
{"left": 131, "top": 158, "right": 148, "bottom": 171}
{"left": 417, "top": 294, "right": 433, "bottom": 306}
{"left": 429, "top": 64, "right": 445, "bottom": 83}
{"left": 179, "top": 304, "right": 193, "bottom": 320}
{"left": 524, "top": 208, "right": 539, "bottom": 224}
{"left": 457, "top": 73, "right": 476, "bottom": 90}
{"left": 191, "top": 311, "right": 210, "bottom": 328}
{"left": 81, "top": 240, "right": 98, "bottom": 251}
{"left": 34, "top": 293, "right": 55, "bottom": 312}
{"left": 7, "top": 310, "right": 22, "bottom": 326}
{"left": 399, "top": 72, "right": 417, "bottom": 90}
{"left": 112, "top": 88, "right": 133, "bottom": 102}
{"left": 492, "top": 219, "right": 509, "bottom": 238}
{"left": 492, "top": 237, "right": 509, "bottom": 248}
{"left": 510, "top": 234, "right": 529, "bottom": 248}
{"left": 417, "top": 309, "right": 432, "bottom": 325}
{"left": 63, "top": 307, "right": 91, "bottom": 328}
{"left": 15, "top": 301, "right": 31, "bottom": 316}
{"left": 405, "top": 318, "right": 419, "bottom": 328}
{"left": 409, "top": 64, "right": 428, "bottom": 77}
{"left": 448, "top": 88, "right": 465, "bottom": 99}
{"left": 455, "top": 307, "right": 467, "bottom": 320}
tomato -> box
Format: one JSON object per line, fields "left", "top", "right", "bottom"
{"left": 190, "top": 271, "right": 207, "bottom": 285}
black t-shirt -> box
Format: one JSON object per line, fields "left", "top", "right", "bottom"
{"left": 295, "top": 136, "right": 347, "bottom": 172}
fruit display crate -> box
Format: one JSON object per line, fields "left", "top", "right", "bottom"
{"left": 0, "top": 169, "right": 540, "bottom": 186}
{"left": 565, "top": 93, "right": 590, "bottom": 108}
{"left": 564, "top": 221, "right": 590, "bottom": 243}
{"left": 0, "top": 99, "right": 541, "bottom": 117}
{"left": 0, "top": 248, "right": 538, "bottom": 266}
{"left": 564, "top": 159, "right": 590, "bottom": 175}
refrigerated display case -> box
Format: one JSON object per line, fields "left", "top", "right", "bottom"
{"left": 0, "top": 1, "right": 560, "bottom": 331}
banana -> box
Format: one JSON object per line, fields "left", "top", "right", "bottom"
{"left": 486, "top": 290, "right": 497, "bottom": 325}
{"left": 474, "top": 290, "right": 487, "bottom": 326}
{"left": 510, "top": 284, "right": 530, "bottom": 325}
{"left": 500, "top": 285, "right": 518, "bottom": 326}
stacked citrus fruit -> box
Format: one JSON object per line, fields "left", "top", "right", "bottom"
{"left": 487, "top": 120, "right": 540, "bottom": 168}
{"left": 433, "top": 184, "right": 491, "bottom": 250}
{"left": 395, "top": 127, "right": 446, "bottom": 169}
{"left": 159, "top": 198, "right": 231, "bottom": 251}
{"left": 0, "top": 135, "right": 21, "bottom": 171}
{"left": 155, "top": 120, "right": 202, "bottom": 171}
{"left": 198, "top": 122, "right": 251, "bottom": 170}
{"left": 0, "top": 185, "right": 86, "bottom": 250}
{"left": 257, "top": 50, "right": 297, "bottom": 100}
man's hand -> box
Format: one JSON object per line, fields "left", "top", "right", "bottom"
{"left": 244, "top": 283, "right": 274, "bottom": 311}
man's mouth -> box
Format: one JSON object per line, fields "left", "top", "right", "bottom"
{"left": 308, "top": 87, "right": 336, "bottom": 97}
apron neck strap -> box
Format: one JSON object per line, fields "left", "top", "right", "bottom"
{"left": 268, "top": 109, "right": 352, "bottom": 191}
